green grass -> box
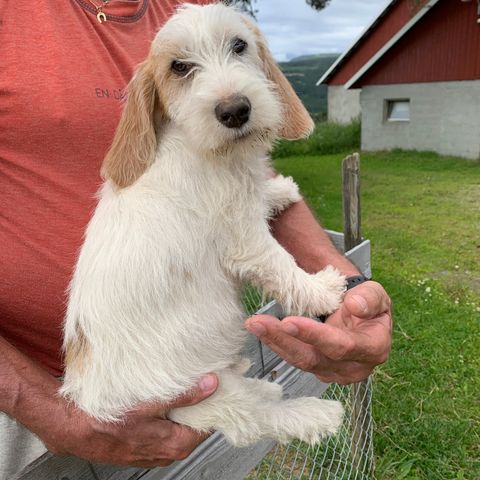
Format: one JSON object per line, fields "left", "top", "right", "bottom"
{"left": 273, "top": 149, "right": 480, "bottom": 479}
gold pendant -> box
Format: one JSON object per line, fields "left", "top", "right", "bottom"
{"left": 96, "top": 11, "right": 107, "bottom": 23}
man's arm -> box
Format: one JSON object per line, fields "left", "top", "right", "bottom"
{"left": 0, "top": 336, "right": 217, "bottom": 468}
{"left": 269, "top": 198, "right": 360, "bottom": 276}
{"left": 245, "top": 199, "right": 392, "bottom": 384}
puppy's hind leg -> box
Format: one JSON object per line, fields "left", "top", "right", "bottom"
{"left": 257, "top": 396, "right": 344, "bottom": 445}
{"left": 169, "top": 369, "right": 343, "bottom": 447}
{"left": 232, "top": 360, "right": 282, "bottom": 399}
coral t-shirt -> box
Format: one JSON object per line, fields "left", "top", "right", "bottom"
{"left": 0, "top": 0, "right": 212, "bottom": 376}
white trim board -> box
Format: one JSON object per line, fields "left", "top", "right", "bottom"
{"left": 344, "top": 0, "right": 441, "bottom": 89}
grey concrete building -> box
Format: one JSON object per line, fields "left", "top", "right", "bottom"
{"left": 318, "top": 0, "right": 480, "bottom": 160}
{"left": 326, "top": 86, "right": 361, "bottom": 124}
{"left": 361, "top": 82, "right": 480, "bottom": 160}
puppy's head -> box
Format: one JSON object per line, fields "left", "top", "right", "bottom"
{"left": 102, "top": 3, "right": 314, "bottom": 188}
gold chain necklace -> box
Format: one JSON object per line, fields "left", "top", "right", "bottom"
{"left": 87, "top": 0, "right": 116, "bottom": 24}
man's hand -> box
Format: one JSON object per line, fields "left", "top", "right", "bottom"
{"left": 245, "top": 281, "right": 392, "bottom": 384}
{"left": 36, "top": 374, "right": 218, "bottom": 468}
{"left": 0, "top": 336, "right": 219, "bottom": 470}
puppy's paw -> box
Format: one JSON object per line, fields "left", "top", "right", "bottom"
{"left": 264, "top": 175, "right": 301, "bottom": 217}
{"left": 273, "top": 175, "right": 302, "bottom": 206}
{"left": 296, "top": 398, "right": 344, "bottom": 444}
{"left": 306, "top": 266, "right": 346, "bottom": 316}
{"left": 275, "top": 397, "right": 344, "bottom": 445}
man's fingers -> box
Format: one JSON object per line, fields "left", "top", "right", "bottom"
{"left": 246, "top": 315, "right": 379, "bottom": 378}
{"left": 169, "top": 374, "right": 219, "bottom": 409}
{"left": 245, "top": 314, "right": 276, "bottom": 337}
{"left": 166, "top": 422, "right": 209, "bottom": 459}
{"left": 245, "top": 315, "right": 320, "bottom": 371}
{"left": 245, "top": 314, "right": 387, "bottom": 382}
{"left": 344, "top": 281, "right": 391, "bottom": 320}
{"left": 281, "top": 315, "right": 390, "bottom": 364}
{"left": 135, "top": 374, "right": 218, "bottom": 418}
{"left": 280, "top": 317, "right": 357, "bottom": 362}
{"left": 124, "top": 419, "right": 208, "bottom": 465}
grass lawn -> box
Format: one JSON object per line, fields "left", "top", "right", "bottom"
{"left": 273, "top": 150, "right": 480, "bottom": 480}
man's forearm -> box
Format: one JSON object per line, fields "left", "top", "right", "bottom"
{"left": 271, "top": 199, "right": 360, "bottom": 276}
{"left": 0, "top": 335, "right": 60, "bottom": 427}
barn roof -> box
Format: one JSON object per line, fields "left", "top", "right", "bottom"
{"left": 317, "top": 0, "right": 440, "bottom": 88}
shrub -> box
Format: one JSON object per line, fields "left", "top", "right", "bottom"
{"left": 273, "top": 119, "right": 361, "bottom": 158}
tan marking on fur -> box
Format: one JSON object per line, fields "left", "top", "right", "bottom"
{"left": 101, "top": 57, "right": 159, "bottom": 189}
{"left": 152, "top": 44, "right": 191, "bottom": 115}
{"left": 64, "top": 326, "right": 91, "bottom": 374}
{"left": 184, "top": 269, "right": 193, "bottom": 282}
{"left": 102, "top": 43, "right": 188, "bottom": 189}
{"left": 243, "top": 19, "right": 314, "bottom": 140}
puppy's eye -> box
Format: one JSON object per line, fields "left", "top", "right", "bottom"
{"left": 171, "top": 60, "right": 193, "bottom": 76}
{"left": 232, "top": 38, "right": 247, "bottom": 55}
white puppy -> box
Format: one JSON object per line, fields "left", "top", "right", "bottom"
{"left": 61, "top": 3, "right": 346, "bottom": 447}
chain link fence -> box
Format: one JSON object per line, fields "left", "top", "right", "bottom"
{"left": 242, "top": 287, "right": 375, "bottom": 480}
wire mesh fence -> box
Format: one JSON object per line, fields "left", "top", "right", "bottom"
{"left": 242, "top": 287, "right": 375, "bottom": 480}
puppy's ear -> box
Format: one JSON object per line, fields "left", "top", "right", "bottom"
{"left": 247, "top": 21, "right": 314, "bottom": 140}
{"left": 101, "top": 58, "right": 159, "bottom": 188}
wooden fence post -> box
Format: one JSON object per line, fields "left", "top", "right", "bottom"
{"left": 342, "top": 153, "right": 362, "bottom": 252}
{"left": 343, "top": 153, "right": 374, "bottom": 475}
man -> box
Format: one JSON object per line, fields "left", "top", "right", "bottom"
{"left": 0, "top": 0, "right": 391, "bottom": 477}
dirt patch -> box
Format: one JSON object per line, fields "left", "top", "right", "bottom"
{"left": 431, "top": 270, "right": 480, "bottom": 295}
{"left": 458, "top": 184, "right": 480, "bottom": 210}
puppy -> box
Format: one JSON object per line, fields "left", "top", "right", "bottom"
{"left": 61, "top": 3, "right": 346, "bottom": 447}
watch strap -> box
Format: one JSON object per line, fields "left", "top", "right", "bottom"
{"left": 346, "top": 274, "right": 370, "bottom": 290}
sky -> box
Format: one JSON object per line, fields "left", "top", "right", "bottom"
{"left": 255, "top": 0, "right": 390, "bottom": 62}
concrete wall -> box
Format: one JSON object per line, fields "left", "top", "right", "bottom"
{"left": 361, "top": 81, "right": 480, "bottom": 160}
{"left": 327, "top": 86, "right": 361, "bottom": 124}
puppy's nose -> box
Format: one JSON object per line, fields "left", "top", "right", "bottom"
{"left": 215, "top": 95, "right": 251, "bottom": 129}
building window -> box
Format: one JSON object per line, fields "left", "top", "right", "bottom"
{"left": 385, "top": 99, "right": 410, "bottom": 122}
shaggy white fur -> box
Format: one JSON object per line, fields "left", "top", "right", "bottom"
{"left": 61, "top": 3, "right": 346, "bottom": 447}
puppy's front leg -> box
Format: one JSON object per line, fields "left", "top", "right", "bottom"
{"left": 263, "top": 174, "right": 302, "bottom": 219}
{"left": 225, "top": 222, "right": 346, "bottom": 316}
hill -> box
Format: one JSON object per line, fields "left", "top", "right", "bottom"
{"left": 279, "top": 53, "right": 339, "bottom": 121}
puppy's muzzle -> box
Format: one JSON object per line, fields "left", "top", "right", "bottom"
{"left": 215, "top": 95, "right": 251, "bottom": 129}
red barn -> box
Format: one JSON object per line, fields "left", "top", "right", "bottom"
{"left": 318, "top": 0, "right": 480, "bottom": 159}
